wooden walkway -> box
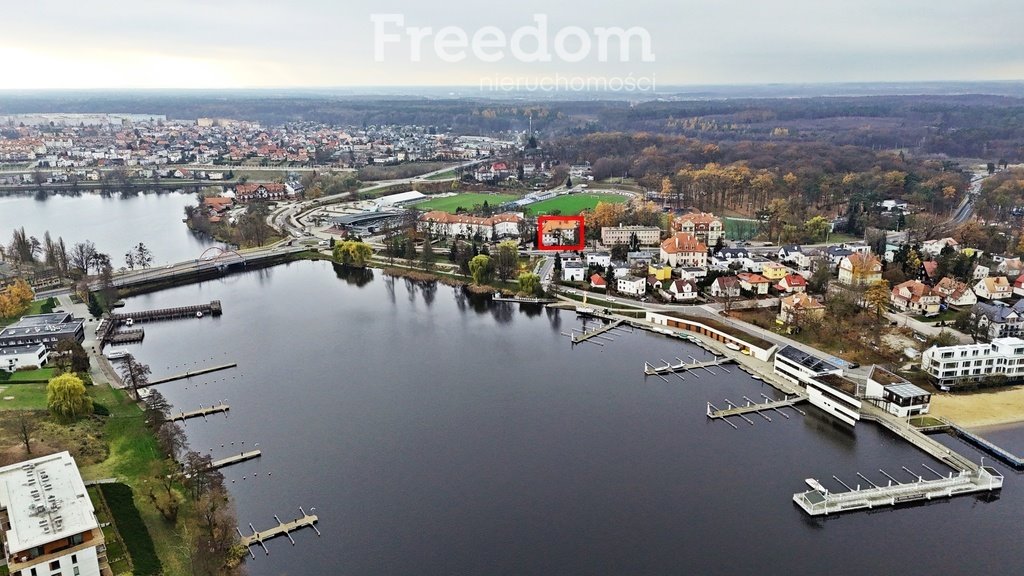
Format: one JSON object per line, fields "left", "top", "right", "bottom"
{"left": 238, "top": 509, "right": 320, "bottom": 554}
{"left": 145, "top": 363, "right": 237, "bottom": 387}
{"left": 572, "top": 319, "right": 625, "bottom": 344}
{"left": 212, "top": 450, "right": 261, "bottom": 469}
{"left": 920, "top": 417, "right": 1024, "bottom": 470}
{"left": 794, "top": 466, "right": 1004, "bottom": 516}
{"left": 861, "top": 406, "right": 978, "bottom": 472}
{"left": 108, "top": 329, "right": 144, "bottom": 344}
{"left": 110, "top": 300, "right": 222, "bottom": 324}
{"left": 170, "top": 403, "right": 230, "bottom": 422}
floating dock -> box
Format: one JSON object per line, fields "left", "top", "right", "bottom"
{"left": 107, "top": 328, "right": 144, "bottom": 344}
{"left": 793, "top": 466, "right": 1003, "bottom": 516}
{"left": 170, "top": 403, "right": 230, "bottom": 422}
{"left": 916, "top": 417, "right": 1024, "bottom": 471}
{"left": 572, "top": 319, "right": 625, "bottom": 344}
{"left": 212, "top": 450, "right": 261, "bottom": 469}
{"left": 110, "top": 300, "right": 222, "bottom": 324}
{"left": 238, "top": 508, "right": 321, "bottom": 556}
{"left": 644, "top": 356, "right": 733, "bottom": 375}
{"left": 144, "top": 363, "right": 237, "bottom": 387}
{"left": 861, "top": 407, "right": 978, "bottom": 472}
{"left": 707, "top": 394, "right": 807, "bottom": 419}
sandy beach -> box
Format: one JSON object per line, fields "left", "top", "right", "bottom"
{"left": 928, "top": 385, "right": 1024, "bottom": 429}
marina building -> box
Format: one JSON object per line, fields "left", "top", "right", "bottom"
{"left": 806, "top": 373, "right": 863, "bottom": 427}
{"left": 0, "top": 313, "right": 85, "bottom": 351}
{"left": 773, "top": 345, "right": 844, "bottom": 386}
{"left": 865, "top": 366, "right": 931, "bottom": 417}
{"left": 0, "top": 452, "right": 111, "bottom": 576}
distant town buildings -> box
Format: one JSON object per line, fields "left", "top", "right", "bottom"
{"left": 660, "top": 232, "right": 707, "bottom": 268}
{"left": 418, "top": 211, "right": 522, "bottom": 239}
{"left": 673, "top": 212, "right": 724, "bottom": 247}
{"left": 600, "top": 225, "right": 661, "bottom": 246}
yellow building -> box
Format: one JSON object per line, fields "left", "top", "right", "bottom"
{"left": 761, "top": 261, "right": 789, "bottom": 281}
{"left": 649, "top": 263, "right": 673, "bottom": 281}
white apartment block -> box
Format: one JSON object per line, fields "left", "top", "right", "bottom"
{"left": 921, "top": 337, "right": 1024, "bottom": 389}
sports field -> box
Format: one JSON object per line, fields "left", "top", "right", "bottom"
{"left": 412, "top": 193, "right": 519, "bottom": 213}
{"left": 526, "top": 193, "right": 628, "bottom": 215}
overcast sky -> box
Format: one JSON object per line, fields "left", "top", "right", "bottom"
{"left": 1, "top": 0, "right": 1021, "bottom": 89}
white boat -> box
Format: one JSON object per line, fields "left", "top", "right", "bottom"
{"left": 726, "top": 342, "right": 741, "bottom": 351}
{"left": 124, "top": 317, "right": 135, "bottom": 327}
{"left": 105, "top": 350, "right": 129, "bottom": 360}
{"left": 196, "top": 311, "right": 204, "bottom": 318}
{"left": 805, "top": 478, "right": 828, "bottom": 492}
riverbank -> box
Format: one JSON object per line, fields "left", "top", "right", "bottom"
{"left": 929, "top": 384, "right": 1024, "bottom": 429}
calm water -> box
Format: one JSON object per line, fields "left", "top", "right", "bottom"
{"left": 0, "top": 191, "right": 221, "bottom": 268}
{"left": 116, "top": 261, "right": 1023, "bottom": 575}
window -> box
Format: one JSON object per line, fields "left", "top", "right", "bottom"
{"left": 50, "top": 562, "right": 60, "bottom": 570}
{"left": 70, "top": 533, "right": 84, "bottom": 545}
{"left": 71, "top": 554, "right": 77, "bottom": 563}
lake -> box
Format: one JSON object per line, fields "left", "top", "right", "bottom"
{"left": 0, "top": 191, "right": 222, "bottom": 268}
{"left": 115, "top": 261, "right": 1023, "bottom": 575}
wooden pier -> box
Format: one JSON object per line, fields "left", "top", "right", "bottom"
{"left": 861, "top": 406, "right": 978, "bottom": 472}
{"left": 918, "top": 417, "right": 1024, "bottom": 471}
{"left": 107, "top": 329, "right": 145, "bottom": 344}
{"left": 644, "top": 356, "right": 734, "bottom": 376}
{"left": 212, "top": 450, "right": 261, "bottom": 469}
{"left": 572, "top": 319, "right": 625, "bottom": 344}
{"left": 170, "top": 403, "right": 230, "bottom": 422}
{"left": 110, "top": 300, "right": 222, "bottom": 325}
{"left": 144, "top": 363, "right": 237, "bottom": 387}
{"left": 238, "top": 508, "right": 320, "bottom": 555}
{"left": 707, "top": 394, "right": 807, "bottom": 419}
{"left": 793, "top": 465, "right": 1003, "bottom": 516}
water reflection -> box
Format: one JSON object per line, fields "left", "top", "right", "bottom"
{"left": 333, "top": 263, "right": 375, "bottom": 287}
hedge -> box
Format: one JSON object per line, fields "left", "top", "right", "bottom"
{"left": 99, "top": 483, "right": 162, "bottom": 575}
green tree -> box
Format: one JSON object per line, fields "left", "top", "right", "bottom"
{"left": 517, "top": 272, "right": 541, "bottom": 296}
{"left": 333, "top": 240, "right": 373, "bottom": 267}
{"left": 46, "top": 373, "right": 93, "bottom": 423}
{"left": 469, "top": 254, "right": 493, "bottom": 285}
{"left": 804, "top": 216, "right": 830, "bottom": 242}
{"left": 496, "top": 241, "right": 519, "bottom": 281}
{"left": 420, "top": 234, "right": 435, "bottom": 270}
{"left": 54, "top": 339, "right": 90, "bottom": 374}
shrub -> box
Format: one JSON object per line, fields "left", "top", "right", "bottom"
{"left": 93, "top": 403, "right": 110, "bottom": 416}
{"left": 99, "top": 483, "right": 162, "bottom": 576}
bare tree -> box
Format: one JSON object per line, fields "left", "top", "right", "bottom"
{"left": 117, "top": 354, "right": 152, "bottom": 400}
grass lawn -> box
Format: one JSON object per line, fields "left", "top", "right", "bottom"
{"left": 0, "top": 383, "right": 48, "bottom": 410}
{"left": 412, "top": 192, "right": 519, "bottom": 213}
{"left": 913, "top": 309, "right": 959, "bottom": 323}
{"left": 425, "top": 169, "right": 457, "bottom": 180}
{"left": 526, "top": 193, "right": 628, "bottom": 215}
{"left": 0, "top": 367, "right": 56, "bottom": 383}
{"left": 89, "top": 486, "right": 134, "bottom": 575}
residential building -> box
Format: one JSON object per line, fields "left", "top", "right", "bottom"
{"left": 0, "top": 343, "right": 47, "bottom": 372}
{"left": 617, "top": 276, "right": 646, "bottom": 297}
{"left": 418, "top": 211, "right": 522, "bottom": 239}
{"left": 668, "top": 279, "right": 699, "bottom": 302}
{"left": 761, "top": 261, "right": 789, "bottom": 282}
{"left": 586, "top": 252, "right": 611, "bottom": 268}
{"left": 234, "top": 182, "right": 287, "bottom": 202}
{"left": 972, "top": 301, "right": 1024, "bottom": 340}
{"left": 678, "top": 267, "right": 707, "bottom": 281}
{"left": 660, "top": 233, "right": 708, "bottom": 268}
{"left": 972, "top": 264, "right": 991, "bottom": 280}
{"left": 715, "top": 247, "right": 750, "bottom": 262}
{"left": 601, "top": 225, "right": 661, "bottom": 246}
{"left": 974, "top": 276, "right": 1011, "bottom": 300}
{"left": 837, "top": 253, "right": 883, "bottom": 286}
{"left": 920, "top": 237, "right": 960, "bottom": 257}
{"left": 649, "top": 263, "right": 672, "bottom": 281}
{"left": 776, "top": 274, "right": 807, "bottom": 294}
{"left": 773, "top": 345, "right": 843, "bottom": 386}
{"left": 890, "top": 280, "right": 941, "bottom": 315}
{"left": 997, "top": 256, "right": 1023, "bottom": 276}
{"left": 0, "top": 313, "right": 85, "bottom": 350}
{"left": 933, "top": 277, "right": 977, "bottom": 307}
{"left": 627, "top": 251, "right": 657, "bottom": 266}
{"left": 865, "top": 366, "right": 931, "bottom": 417}
{"left": 589, "top": 274, "right": 607, "bottom": 290}
{"left": 824, "top": 245, "right": 854, "bottom": 267}
{"left": 610, "top": 261, "right": 630, "bottom": 278}
{"left": 710, "top": 276, "right": 741, "bottom": 299}
{"left": 778, "top": 292, "right": 825, "bottom": 324}
{"left": 921, "top": 261, "right": 939, "bottom": 283}
{"left": 736, "top": 272, "right": 770, "bottom": 295}
{"left": 778, "top": 245, "right": 810, "bottom": 269}
{"left": 673, "top": 212, "right": 724, "bottom": 246}
{"left": 740, "top": 256, "right": 770, "bottom": 273}
{"left": 0, "top": 451, "right": 111, "bottom": 576}
{"left": 1013, "top": 275, "right": 1024, "bottom": 298}
{"left": 922, "top": 337, "right": 1024, "bottom": 389}
{"left": 562, "top": 261, "right": 586, "bottom": 282}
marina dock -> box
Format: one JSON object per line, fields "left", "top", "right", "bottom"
{"left": 572, "top": 319, "right": 625, "bottom": 344}
{"left": 238, "top": 507, "right": 321, "bottom": 554}
{"left": 707, "top": 394, "right": 807, "bottom": 419}
{"left": 861, "top": 406, "right": 978, "bottom": 472}
{"left": 144, "top": 363, "right": 237, "bottom": 386}
{"left": 793, "top": 465, "right": 1003, "bottom": 516}
{"left": 645, "top": 356, "right": 733, "bottom": 375}
{"left": 107, "top": 328, "right": 144, "bottom": 344}
{"left": 170, "top": 403, "right": 230, "bottom": 422}
{"left": 915, "top": 417, "right": 1024, "bottom": 470}
{"left": 212, "top": 450, "right": 261, "bottom": 469}
{"left": 110, "top": 300, "right": 222, "bottom": 324}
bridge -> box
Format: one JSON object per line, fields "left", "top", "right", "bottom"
{"left": 92, "top": 245, "right": 306, "bottom": 291}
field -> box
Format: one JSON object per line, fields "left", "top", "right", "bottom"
{"left": 723, "top": 217, "right": 761, "bottom": 241}
{"left": 526, "top": 193, "right": 628, "bottom": 215}
{"left": 412, "top": 192, "right": 519, "bottom": 213}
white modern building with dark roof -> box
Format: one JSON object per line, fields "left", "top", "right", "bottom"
{"left": 865, "top": 366, "right": 931, "bottom": 417}
{"left": 773, "top": 345, "right": 844, "bottom": 385}
{"left": 921, "top": 337, "right": 1024, "bottom": 389}
{"left": 0, "top": 343, "right": 47, "bottom": 372}
{"left": 0, "top": 313, "right": 85, "bottom": 351}
{"left": 0, "top": 452, "right": 111, "bottom": 576}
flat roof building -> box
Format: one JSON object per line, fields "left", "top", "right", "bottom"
{"left": 921, "top": 337, "right": 1024, "bottom": 389}
{"left": 774, "top": 345, "right": 843, "bottom": 386}
{"left": 0, "top": 313, "right": 85, "bottom": 351}
{"left": 0, "top": 343, "right": 47, "bottom": 372}
{"left": 0, "top": 451, "right": 111, "bottom": 576}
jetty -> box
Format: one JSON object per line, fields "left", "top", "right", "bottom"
{"left": 107, "top": 329, "right": 144, "bottom": 344}
{"left": 170, "top": 403, "right": 230, "bottom": 422}
{"left": 915, "top": 417, "right": 1024, "bottom": 471}
{"left": 212, "top": 450, "right": 261, "bottom": 469}
{"left": 238, "top": 507, "right": 320, "bottom": 556}
{"left": 572, "top": 319, "right": 625, "bottom": 344}
{"left": 861, "top": 406, "right": 978, "bottom": 472}
{"left": 492, "top": 294, "right": 556, "bottom": 304}
{"left": 793, "top": 465, "right": 1003, "bottom": 516}
{"left": 644, "top": 356, "right": 733, "bottom": 376}
{"left": 110, "top": 300, "right": 222, "bottom": 324}
{"left": 144, "top": 363, "right": 237, "bottom": 387}
{"left": 707, "top": 394, "right": 807, "bottom": 420}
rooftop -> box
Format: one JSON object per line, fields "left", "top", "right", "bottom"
{"left": 777, "top": 345, "right": 841, "bottom": 373}
{"left": 885, "top": 382, "right": 931, "bottom": 400}
{"left": 0, "top": 343, "right": 45, "bottom": 356}
{"left": 868, "top": 365, "right": 909, "bottom": 386}
{"left": 0, "top": 451, "right": 98, "bottom": 555}
{"left": 816, "top": 373, "right": 860, "bottom": 396}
